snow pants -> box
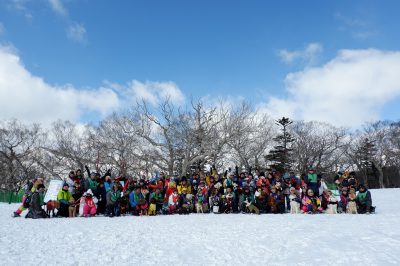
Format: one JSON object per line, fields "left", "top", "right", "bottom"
{"left": 83, "top": 205, "right": 97, "bottom": 216}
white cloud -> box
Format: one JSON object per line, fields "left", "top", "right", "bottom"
{"left": 8, "top": 0, "right": 33, "bottom": 19}
{"left": 129, "top": 80, "right": 185, "bottom": 106}
{"left": 0, "top": 45, "right": 186, "bottom": 124}
{"left": 46, "top": 0, "right": 87, "bottom": 44}
{"left": 334, "top": 12, "right": 378, "bottom": 40}
{"left": 104, "top": 80, "right": 185, "bottom": 107}
{"left": 278, "top": 43, "right": 323, "bottom": 65}
{"left": 67, "top": 23, "right": 87, "bottom": 44}
{"left": 261, "top": 49, "right": 400, "bottom": 127}
{"left": 352, "top": 30, "right": 379, "bottom": 40}
{"left": 48, "top": 0, "right": 67, "bottom": 16}
{"left": 0, "top": 45, "right": 120, "bottom": 124}
{"left": 334, "top": 13, "right": 366, "bottom": 28}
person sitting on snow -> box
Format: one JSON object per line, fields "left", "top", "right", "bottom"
{"left": 356, "top": 184, "right": 373, "bottom": 214}
{"left": 13, "top": 178, "right": 43, "bottom": 217}
{"left": 241, "top": 186, "right": 259, "bottom": 214}
{"left": 25, "top": 184, "right": 48, "bottom": 219}
{"left": 301, "top": 188, "right": 323, "bottom": 214}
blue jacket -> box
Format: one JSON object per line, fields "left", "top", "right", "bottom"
{"left": 104, "top": 181, "right": 113, "bottom": 193}
{"left": 129, "top": 191, "right": 144, "bottom": 208}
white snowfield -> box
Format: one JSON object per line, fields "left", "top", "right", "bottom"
{"left": 1, "top": 189, "right": 399, "bottom": 266}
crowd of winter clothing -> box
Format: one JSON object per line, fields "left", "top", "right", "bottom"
{"left": 13, "top": 167, "right": 375, "bottom": 219}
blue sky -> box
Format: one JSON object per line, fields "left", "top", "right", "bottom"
{"left": 1, "top": 0, "right": 400, "bottom": 126}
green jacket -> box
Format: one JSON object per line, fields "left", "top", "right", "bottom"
{"left": 38, "top": 192, "right": 44, "bottom": 206}
{"left": 88, "top": 179, "right": 98, "bottom": 192}
{"left": 57, "top": 189, "right": 72, "bottom": 204}
{"left": 308, "top": 173, "right": 318, "bottom": 183}
{"left": 111, "top": 190, "right": 121, "bottom": 202}
{"left": 150, "top": 192, "right": 163, "bottom": 204}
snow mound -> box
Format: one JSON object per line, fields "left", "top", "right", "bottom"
{"left": 1, "top": 189, "right": 399, "bottom": 266}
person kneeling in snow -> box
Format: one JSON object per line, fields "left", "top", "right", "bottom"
{"left": 130, "top": 186, "right": 145, "bottom": 216}
{"left": 301, "top": 189, "right": 323, "bottom": 214}
{"left": 82, "top": 189, "right": 98, "bottom": 217}
{"left": 57, "top": 183, "right": 72, "bottom": 217}
{"left": 25, "top": 184, "right": 48, "bottom": 219}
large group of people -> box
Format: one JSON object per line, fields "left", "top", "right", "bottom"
{"left": 13, "top": 166, "right": 375, "bottom": 219}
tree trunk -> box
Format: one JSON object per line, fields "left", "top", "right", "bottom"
{"left": 374, "top": 163, "right": 385, "bottom": 188}
{"left": 168, "top": 158, "right": 174, "bottom": 176}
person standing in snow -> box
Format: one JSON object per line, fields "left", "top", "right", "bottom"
{"left": 65, "top": 171, "right": 76, "bottom": 194}
{"left": 222, "top": 186, "right": 235, "bottom": 213}
{"left": 339, "top": 187, "right": 349, "bottom": 213}
{"left": 97, "top": 181, "right": 107, "bottom": 215}
{"left": 104, "top": 176, "right": 113, "bottom": 193}
{"left": 306, "top": 169, "right": 319, "bottom": 195}
{"left": 168, "top": 190, "right": 179, "bottom": 214}
{"left": 177, "top": 177, "right": 192, "bottom": 195}
{"left": 318, "top": 177, "right": 328, "bottom": 197}
{"left": 84, "top": 165, "right": 99, "bottom": 196}
{"left": 342, "top": 172, "right": 358, "bottom": 191}
{"left": 106, "top": 182, "right": 122, "bottom": 217}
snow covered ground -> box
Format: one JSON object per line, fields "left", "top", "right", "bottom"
{"left": 1, "top": 189, "right": 400, "bottom": 266}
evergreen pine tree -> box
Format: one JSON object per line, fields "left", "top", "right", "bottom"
{"left": 359, "top": 137, "right": 377, "bottom": 186}
{"left": 265, "top": 117, "right": 295, "bottom": 173}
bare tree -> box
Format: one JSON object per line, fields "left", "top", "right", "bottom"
{"left": 90, "top": 114, "right": 143, "bottom": 177}
{"left": 0, "top": 120, "right": 44, "bottom": 191}
{"left": 291, "top": 121, "right": 347, "bottom": 175}
{"left": 227, "top": 103, "right": 275, "bottom": 170}
{"left": 43, "top": 120, "right": 95, "bottom": 177}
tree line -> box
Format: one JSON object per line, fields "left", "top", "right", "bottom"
{"left": 1, "top": 99, "right": 399, "bottom": 191}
